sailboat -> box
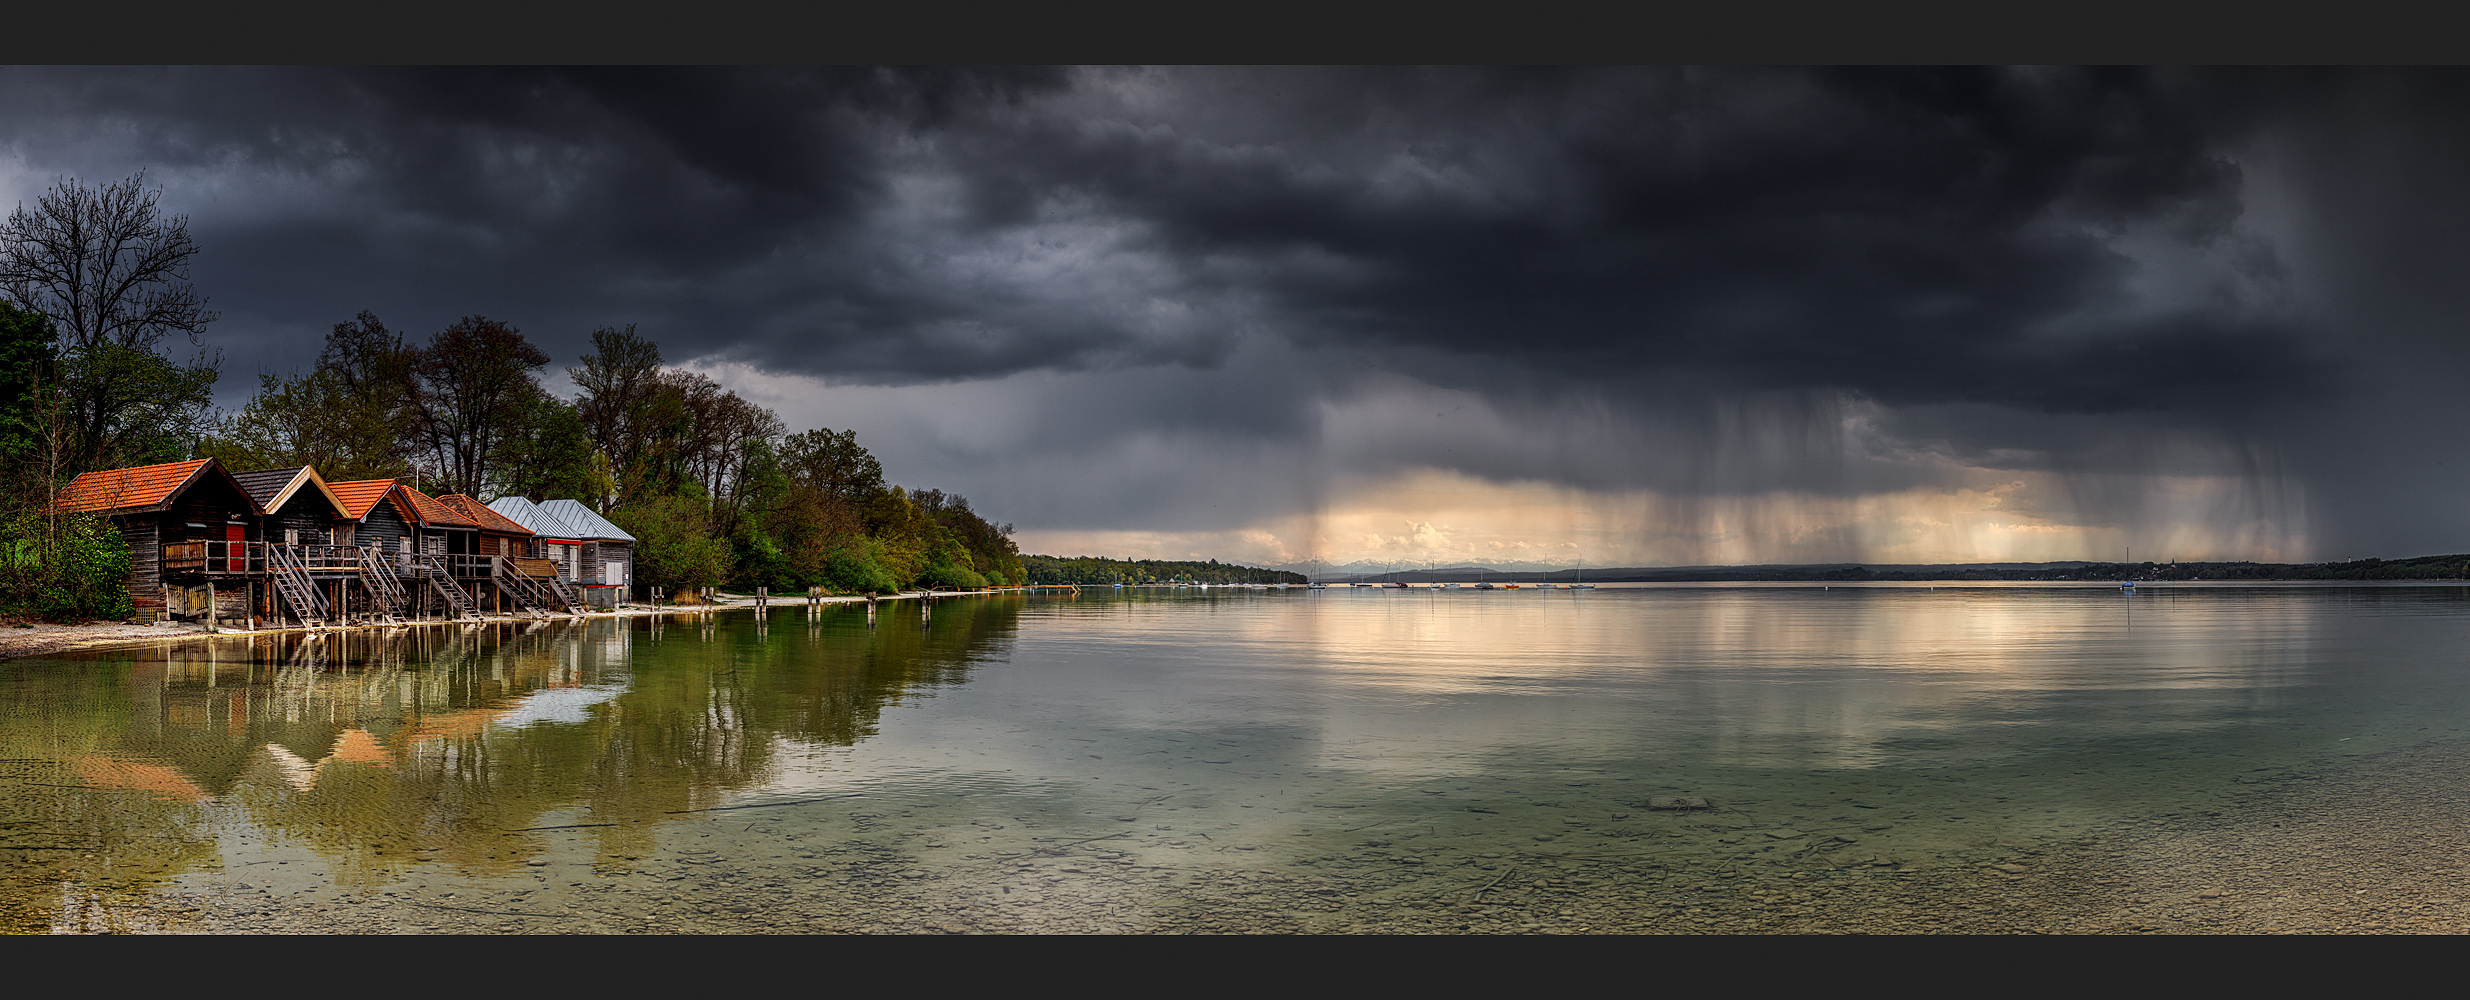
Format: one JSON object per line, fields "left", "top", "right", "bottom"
{"left": 1569, "top": 560, "right": 1595, "bottom": 590}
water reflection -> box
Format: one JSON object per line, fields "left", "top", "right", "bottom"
{"left": 6, "top": 586, "right": 2470, "bottom": 933}
{"left": 0, "top": 599, "right": 1021, "bottom": 931}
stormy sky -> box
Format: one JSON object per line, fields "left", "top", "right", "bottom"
{"left": 7, "top": 66, "right": 2469, "bottom": 567}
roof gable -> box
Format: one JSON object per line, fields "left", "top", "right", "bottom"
{"left": 399, "top": 486, "right": 478, "bottom": 529}
{"left": 327, "top": 479, "right": 415, "bottom": 523}
{"left": 53, "top": 459, "right": 260, "bottom": 516}
{"left": 540, "top": 499, "right": 636, "bottom": 543}
{"left": 436, "top": 494, "right": 534, "bottom": 535}
{"left": 489, "top": 495, "right": 585, "bottom": 538}
{"left": 233, "top": 466, "right": 348, "bottom": 517}
{"left": 486, "top": 495, "right": 547, "bottom": 532}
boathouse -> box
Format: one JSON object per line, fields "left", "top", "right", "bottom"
{"left": 231, "top": 466, "right": 348, "bottom": 548}
{"left": 51, "top": 458, "right": 264, "bottom": 620}
{"left": 487, "top": 497, "right": 634, "bottom": 608}
{"left": 327, "top": 479, "right": 418, "bottom": 556}
{"left": 232, "top": 465, "right": 358, "bottom": 622}
{"left": 537, "top": 499, "right": 635, "bottom": 607}
{"left": 399, "top": 486, "right": 479, "bottom": 557}
{"left": 436, "top": 494, "right": 536, "bottom": 560}
{"left": 436, "top": 494, "right": 579, "bottom": 615}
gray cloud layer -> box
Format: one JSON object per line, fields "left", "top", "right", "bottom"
{"left": 4, "top": 67, "right": 2465, "bottom": 557}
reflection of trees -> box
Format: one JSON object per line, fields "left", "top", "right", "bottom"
{"left": 0, "top": 655, "right": 221, "bottom": 933}
{"left": 0, "top": 597, "right": 1022, "bottom": 905}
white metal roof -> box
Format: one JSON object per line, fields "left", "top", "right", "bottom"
{"left": 538, "top": 499, "right": 637, "bottom": 543}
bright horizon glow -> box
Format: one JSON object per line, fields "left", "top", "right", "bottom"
{"left": 1012, "top": 466, "right": 2310, "bottom": 569}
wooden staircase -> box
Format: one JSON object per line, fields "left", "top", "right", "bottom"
{"left": 489, "top": 556, "right": 554, "bottom": 617}
{"left": 358, "top": 547, "right": 409, "bottom": 622}
{"left": 409, "top": 553, "right": 476, "bottom": 619}
{"left": 541, "top": 573, "right": 586, "bottom": 614}
{"left": 267, "top": 545, "right": 330, "bottom": 626}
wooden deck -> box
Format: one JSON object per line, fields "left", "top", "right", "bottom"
{"left": 164, "top": 543, "right": 560, "bottom": 582}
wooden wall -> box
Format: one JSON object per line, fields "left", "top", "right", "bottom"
{"left": 358, "top": 499, "right": 413, "bottom": 554}
{"left": 265, "top": 503, "right": 335, "bottom": 546}
{"left": 119, "top": 518, "right": 161, "bottom": 614}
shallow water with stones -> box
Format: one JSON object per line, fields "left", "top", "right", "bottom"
{"left": 7, "top": 583, "right": 2470, "bottom": 934}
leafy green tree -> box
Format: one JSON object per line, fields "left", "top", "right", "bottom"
{"left": 780, "top": 427, "right": 885, "bottom": 506}
{"left": 569, "top": 324, "right": 665, "bottom": 508}
{"left": 53, "top": 342, "right": 216, "bottom": 469}
{"left": 608, "top": 487, "right": 731, "bottom": 599}
{"left": 0, "top": 301, "right": 56, "bottom": 476}
{"left": 490, "top": 386, "right": 610, "bottom": 503}
{"left": 200, "top": 312, "right": 420, "bottom": 481}
{"left": 863, "top": 486, "right": 937, "bottom": 589}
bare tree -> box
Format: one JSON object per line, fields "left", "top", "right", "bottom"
{"left": 0, "top": 172, "right": 220, "bottom": 472}
{"left": 410, "top": 316, "right": 550, "bottom": 498}
{"left": 0, "top": 171, "right": 216, "bottom": 352}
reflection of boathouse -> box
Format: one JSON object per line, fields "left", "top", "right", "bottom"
{"left": 53, "top": 458, "right": 588, "bottom": 624}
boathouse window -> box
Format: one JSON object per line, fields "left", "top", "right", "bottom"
{"left": 284, "top": 528, "right": 299, "bottom": 545}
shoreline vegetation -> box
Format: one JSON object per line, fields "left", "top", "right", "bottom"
{"left": 0, "top": 173, "right": 1027, "bottom": 622}
{"left": 1021, "top": 555, "right": 1306, "bottom": 586}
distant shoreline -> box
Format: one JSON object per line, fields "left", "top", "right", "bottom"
{"left": 1318, "top": 554, "right": 2470, "bottom": 585}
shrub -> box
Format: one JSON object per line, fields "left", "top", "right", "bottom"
{"left": 0, "top": 512, "right": 134, "bottom": 622}
{"left": 823, "top": 542, "right": 901, "bottom": 595}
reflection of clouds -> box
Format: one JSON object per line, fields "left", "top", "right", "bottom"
{"left": 483, "top": 684, "right": 626, "bottom": 731}
{"left": 249, "top": 744, "right": 320, "bottom": 792}
{"left": 1244, "top": 587, "right": 2325, "bottom": 770}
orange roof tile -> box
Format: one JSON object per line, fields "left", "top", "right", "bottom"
{"left": 327, "top": 479, "right": 410, "bottom": 521}
{"left": 51, "top": 459, "right": 214, "bottom": 514}
{"left": 436, "top": 494, "right": 534, "bottom": 535}
{"left": 400, "top": 486, "right": 478, "bottom": 528}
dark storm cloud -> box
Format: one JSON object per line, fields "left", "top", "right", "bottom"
{"left": 0, "top": 66, "right": 2307, "bottom": 402}
{"left": 911, "top": 67, "right": 2318, "bottom": 412}
{"left": 7, "top": 66, "right": 2468, "bottom": 553}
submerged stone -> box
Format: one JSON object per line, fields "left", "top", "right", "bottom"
{"left": 1649, "top": 796, "right": 1711, "bottom": 810}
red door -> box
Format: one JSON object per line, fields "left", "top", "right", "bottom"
{"left": 225, "top": 524, "right": 245, "bottom": 572}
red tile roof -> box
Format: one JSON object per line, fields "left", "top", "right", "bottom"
{"left": 327, "top": 479, "right": 409, "bottom": 521}
{"left": 52, "top": 459, "right": 214, "bottom": 514}
{"left": 436, "top": 494, "right": 534, "bottom": 535}
{"left": 399, "top": 486, "right": 478, "bottom": 528}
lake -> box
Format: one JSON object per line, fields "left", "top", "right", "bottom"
{"left": 6, "top": 583, "right": 2469, "bottom": 934}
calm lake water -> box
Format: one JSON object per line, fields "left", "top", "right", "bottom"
{"left": 7, "top": 583, "right": 2470, "bottom": 934}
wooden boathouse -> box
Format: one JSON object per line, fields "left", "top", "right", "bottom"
{"left": 51, "top": 458, "right": 263, "bottom": 621}
{"left": 56, "top": 459, "right": 591, "bottom": 625}
{"left": 490, "top": 497, "right": 637, "bottom": 608}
